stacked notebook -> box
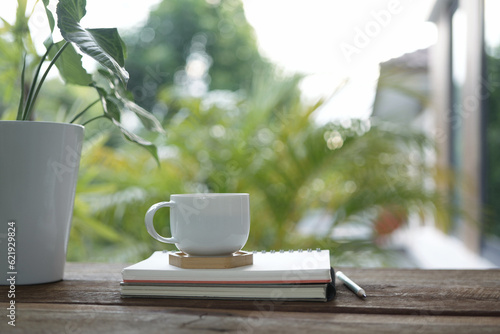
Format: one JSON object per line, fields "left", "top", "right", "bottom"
{"left": 121, "top": 249, "right": 335, "bottom": 301}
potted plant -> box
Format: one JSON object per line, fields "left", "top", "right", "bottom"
{"left": 0, "top": 0, "right": 164, "bottom": 284}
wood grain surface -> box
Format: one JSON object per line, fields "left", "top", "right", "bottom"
{"left": 1, "top": 263, "right": 499, "bottom": 333}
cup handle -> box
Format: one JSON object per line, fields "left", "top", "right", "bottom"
{"left": 145, "top": 201, "right": 178, "bottom": 244}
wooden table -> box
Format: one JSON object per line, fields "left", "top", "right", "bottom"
{"left": 1, "top": 264, "right": 499, "bottom": 333}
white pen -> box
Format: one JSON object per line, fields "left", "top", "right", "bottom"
{"left": 336, "top": 271, "right": 366, "bottom": 298}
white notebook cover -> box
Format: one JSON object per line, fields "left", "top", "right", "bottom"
{"left": 122, "top": 250, "right": 332, "bottom": 284}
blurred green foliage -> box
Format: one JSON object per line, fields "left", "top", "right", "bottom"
{"left": 67, "top": 66, "right": 446, "bottom": 265}
{"left": 0, "top": 0, "right": 450, "bottom": 266}
{"left": 0, "top": 0, "right": 37, "bottom": 118}
{"left": 124, "top": 0, "right": 264, "bottom": 111}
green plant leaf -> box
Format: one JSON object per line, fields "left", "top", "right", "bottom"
{"left": 121, "top": 99, "right": 165, "bottom": 134}
{"left": 87, "top": 28, "right": 126, "bottom": 66}
{"left": 57, "top": 0, "right": 86, "bottom": 25}
{"left": 100, "top": 94, "right": 121, "bottom": 122}
{"left": 94, "top": 88, "right": 160, "bottom": 165}
{"left": 21, "top": 42, "right": 56, "bottom": 120}
{"left": 16, "top": 55, "right": 26, "bottom": 120}
{"left": 56, "top": 0, "right": 129, "bottom": 84}
{"left": 96, "top": 69, "right": 165, "bottom": 134}
{"left": 15, "top": 0, "right": 28, "bottom": 28}
{"left": 0, "top": 17, "right": 12, "bottom": 32}
{"left": 45, "top": 39, "right": 92, "bottom": 86}
{"left": 111, "top": 118, "right": 160, "bottom": 166}
{"left": 41, "top": 0, "right": 55, "bottom": 32}
{"left": 10, "top": 0, "right": 29, "bottom": 47}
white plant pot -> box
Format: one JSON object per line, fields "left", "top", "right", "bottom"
{"left": 0, "top": 121, "right": 84, "bottom": 285}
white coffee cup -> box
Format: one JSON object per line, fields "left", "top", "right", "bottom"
{"left": 145, "top": 193, "right": 250, "bottom": 256}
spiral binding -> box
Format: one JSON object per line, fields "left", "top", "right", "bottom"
{"left": 161, "top": 248, "right": 323, "bottom": 254}
{"left": 252, "top": 248, "right": 321, "bottom": 254}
